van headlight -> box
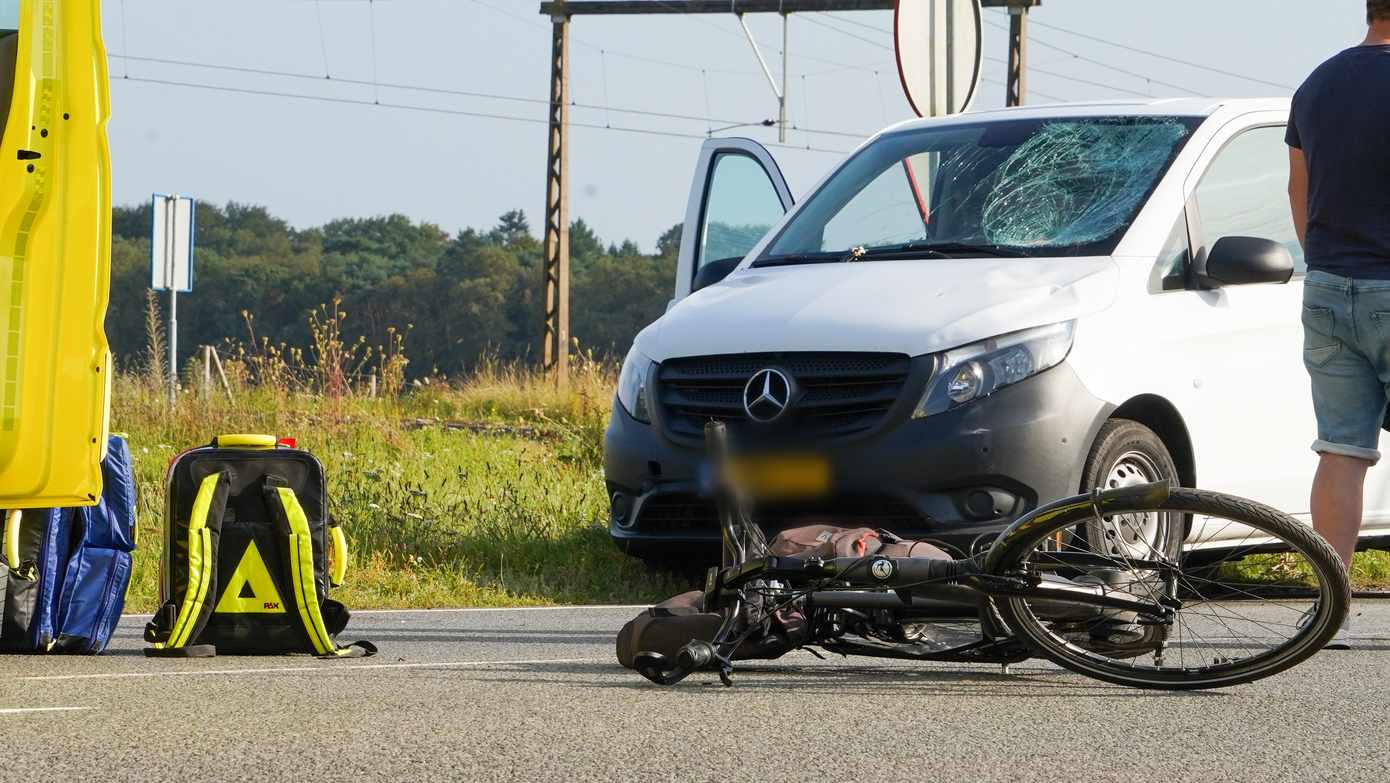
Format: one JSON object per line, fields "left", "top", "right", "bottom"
{"left": 616, "top": 345, "right": 656, "bottom": 424}
{"left": 913, "top": 321, "right": 1075, "bottom": 418}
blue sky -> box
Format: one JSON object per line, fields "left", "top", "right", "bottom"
{"left": 94, "top": 0, "right": 1369, "bottom": 251}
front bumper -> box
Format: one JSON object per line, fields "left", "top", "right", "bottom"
{"left": 603, "top": 361, "right": 1112, "bottom": 559}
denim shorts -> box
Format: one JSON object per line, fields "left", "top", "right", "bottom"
{"left": 1303, "top": 270, "right": 1390, "bottom": 464}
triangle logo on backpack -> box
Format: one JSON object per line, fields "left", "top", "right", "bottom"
{"left": 214, "top": 540, "right": 287, "bottom": 614}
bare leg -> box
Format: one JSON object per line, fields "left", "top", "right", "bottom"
{"left": 1311, "top": 453, "right": 1372, "bottom": 567}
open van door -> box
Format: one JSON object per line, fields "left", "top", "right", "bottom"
{"left": 673, "top": 138, "right": 792, "bottom": 303}
{"left": 0, "top": 0, "right": 113, "bottom": 507}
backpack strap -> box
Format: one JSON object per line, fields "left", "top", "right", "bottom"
{"left": 3, "top": 509, "right": 20, "bottom": 569}
{"left": 144, "top": 471, "right": 229, "bottom": 657}
{"left": 263, "top": 477, "right": 374, "bottom": 659}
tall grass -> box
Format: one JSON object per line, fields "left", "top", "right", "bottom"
{"left": 116, "top": 305, "right": 685, "bottom": 611}
{"left": 142, "top": 290, "right": 166, "bottom": 385}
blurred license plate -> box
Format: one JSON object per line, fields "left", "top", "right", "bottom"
{"left": 728, "top": 454, "right": 831, "bottom": 499}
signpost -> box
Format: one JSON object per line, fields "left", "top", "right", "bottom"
{"left": 150, "top": 194, "right": 195, "bottom": 400}
{"left": 894, "top": 0, "right": 984, "bottom": 117}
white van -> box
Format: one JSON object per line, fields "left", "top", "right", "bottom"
{"left": 604, "top": 98, "right": 1390, "bottom": 563}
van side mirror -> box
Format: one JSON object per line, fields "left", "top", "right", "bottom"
{"left": 1196, "top": 236, "right": 1295, "bottom": 288}
{"left": 691, "top": 256, "right": 742, "bottom": 293}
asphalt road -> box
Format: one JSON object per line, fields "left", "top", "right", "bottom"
{"left": 5, "top": 604, "right": 1390, "bottom": 782}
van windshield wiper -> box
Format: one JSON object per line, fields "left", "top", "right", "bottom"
{"left": 842, "top": 241, "right": 1028, "bottom": 261}
{"left": 755, "top": 242, "right": 1028, "bottom": 268}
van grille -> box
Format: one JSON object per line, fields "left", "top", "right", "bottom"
{"left": 655, "top": 352, "right": 912, "bottom": 441}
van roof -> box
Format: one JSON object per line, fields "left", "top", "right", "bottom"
{"left": 880, "top": 97, "right": 1290, "bottom": 134}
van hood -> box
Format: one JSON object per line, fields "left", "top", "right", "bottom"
{"left": 642, "top": 257, "right": 1117, "bottom": 360}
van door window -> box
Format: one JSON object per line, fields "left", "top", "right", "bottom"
{"left": 1194, "top": 125, "right": 1306, "bottom": 274}
{"left": 1152, "top": 215, "right": 1191, "bottom": 292}
{"left": 697, "top": 152, "right": 784, "bottom": 271}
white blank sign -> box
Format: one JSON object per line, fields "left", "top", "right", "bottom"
{"left": 150, "top": 194, "right": 195, "bottom": 293}
{"left": 894, "top": 0, "right": 983, "bottom": 118}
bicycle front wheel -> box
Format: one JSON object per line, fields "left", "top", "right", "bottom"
{"left": 987, "top": 486, "right": 1349, "bottom": 690}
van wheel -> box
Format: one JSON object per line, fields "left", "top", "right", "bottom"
{"left": 1079, "top": 419, "right": 1183, "bottom": 560}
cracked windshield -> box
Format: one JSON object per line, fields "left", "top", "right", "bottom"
{"left": 761, "top": 116, "right": 1201, "bottom": 261}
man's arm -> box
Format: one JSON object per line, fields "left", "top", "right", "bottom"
{"left": 1288, "top": 146, "right": 1309, "bottom": 250}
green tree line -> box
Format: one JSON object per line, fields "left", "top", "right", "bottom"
{"left": 107, "top": 202, "right": 681, "bottom": 377}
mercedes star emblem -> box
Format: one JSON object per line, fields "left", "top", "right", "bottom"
{"left": 743, "top": 368, "right": 792, "bottom": 423}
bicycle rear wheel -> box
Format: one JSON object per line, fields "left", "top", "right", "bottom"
{"left": 987, "top": 487, "right": 1349, "bottom": 690}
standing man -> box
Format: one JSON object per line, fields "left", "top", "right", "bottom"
{"left": 1287, "top": 0, "right": 1390, "bottom": 648}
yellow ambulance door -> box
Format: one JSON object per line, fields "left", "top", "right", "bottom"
{"left": 0, "top": 0, "right": 113, "bottom": 507}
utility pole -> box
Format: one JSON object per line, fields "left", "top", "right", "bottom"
{"left": 1004, "top": 0, "right": 1039, "bottom": 107}
{"left": 541, "top": 5, "right": 571, "bottom": 382}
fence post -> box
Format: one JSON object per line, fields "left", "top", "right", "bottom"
{"left": 207, "top": 346, "right": 235, "bottom": 403}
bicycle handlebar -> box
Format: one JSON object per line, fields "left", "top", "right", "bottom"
{"left": 633, "top": 640, "right": 717, "bottom": 685}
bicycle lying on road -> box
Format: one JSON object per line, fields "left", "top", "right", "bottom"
{"left": 633, "top": 423, "right": 1351, "bottom": 691}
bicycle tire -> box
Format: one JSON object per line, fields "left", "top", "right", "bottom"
{"left": 987, "top": 487, "right": 1349, "bottom": 690}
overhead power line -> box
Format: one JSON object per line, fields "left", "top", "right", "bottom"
{"left": 819, "top": 8, "right": 1290, "bottom": 93}
{"left": 987, "top": 55, "right": 1153, "bottom": 97}
{"left": 108, "top": 73, "right": 856, "bottom": 155}
{"left": 806, "top": 12, "right": 1152, "bottom": 99}
{"left": 470, "top": 0, "right": 759, "bottom": 76}
{"left": 800, "top": 12, "right": 893, "bottom": 50}
{"left": 1019, "top": 13, "right": 1295, "bottom": 91}
{"left": 978, "top": 15, "right": 1206, "bottom": 96}
{"left": 108, "top": 53, "right": 868, "bottom": 139}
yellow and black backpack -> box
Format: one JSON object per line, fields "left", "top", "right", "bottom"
{"left": 144, "top": 434, "right": 374, "bottom": 658}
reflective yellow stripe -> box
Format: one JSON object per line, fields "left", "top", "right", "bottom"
{"left": 159, "top": 472, "right": 219, "bottom": 649}
{"left": 278, "top": 487, "right": 337, "bottom": 656}
{"left": 3, "top": 509, "right": 20, "bottom": 567}
{"left": 329, "top": 525, "right": 349, "bottom": 588}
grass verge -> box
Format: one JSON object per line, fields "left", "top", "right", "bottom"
{"left": 114, "top": 365, "right": 688, "bottom": 613}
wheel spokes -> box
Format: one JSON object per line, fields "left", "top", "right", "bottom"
{"left": 1017, "top": 508, "right": 1330, "bottom": 676}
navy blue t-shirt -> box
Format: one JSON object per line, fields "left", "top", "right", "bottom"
{"left": 1287, "top": 45, "right": 1390, "bottom": 279}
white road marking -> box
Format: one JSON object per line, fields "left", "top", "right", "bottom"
{"left": 0, "top": 707, "right": 90, "bottom": 715}
{"left": 18, "top": 657, "right": 611, "bottom": 683}
{"left": 351, "top": 605, "right": 646, "bottom": 615}
{"left": 120, "top": 604, "right": 647, "bottom": 620}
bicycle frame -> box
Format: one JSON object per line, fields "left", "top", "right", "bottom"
{"left": 706, "top": 553, "right": 1176, "bottom": 620}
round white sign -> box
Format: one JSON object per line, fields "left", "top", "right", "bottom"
{"left": 894, "top": 0, "right": 984, "bottom": 118}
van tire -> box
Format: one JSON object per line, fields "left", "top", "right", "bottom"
{"left": 1079, "top": 418, "right": 1183, "bottom": 559}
